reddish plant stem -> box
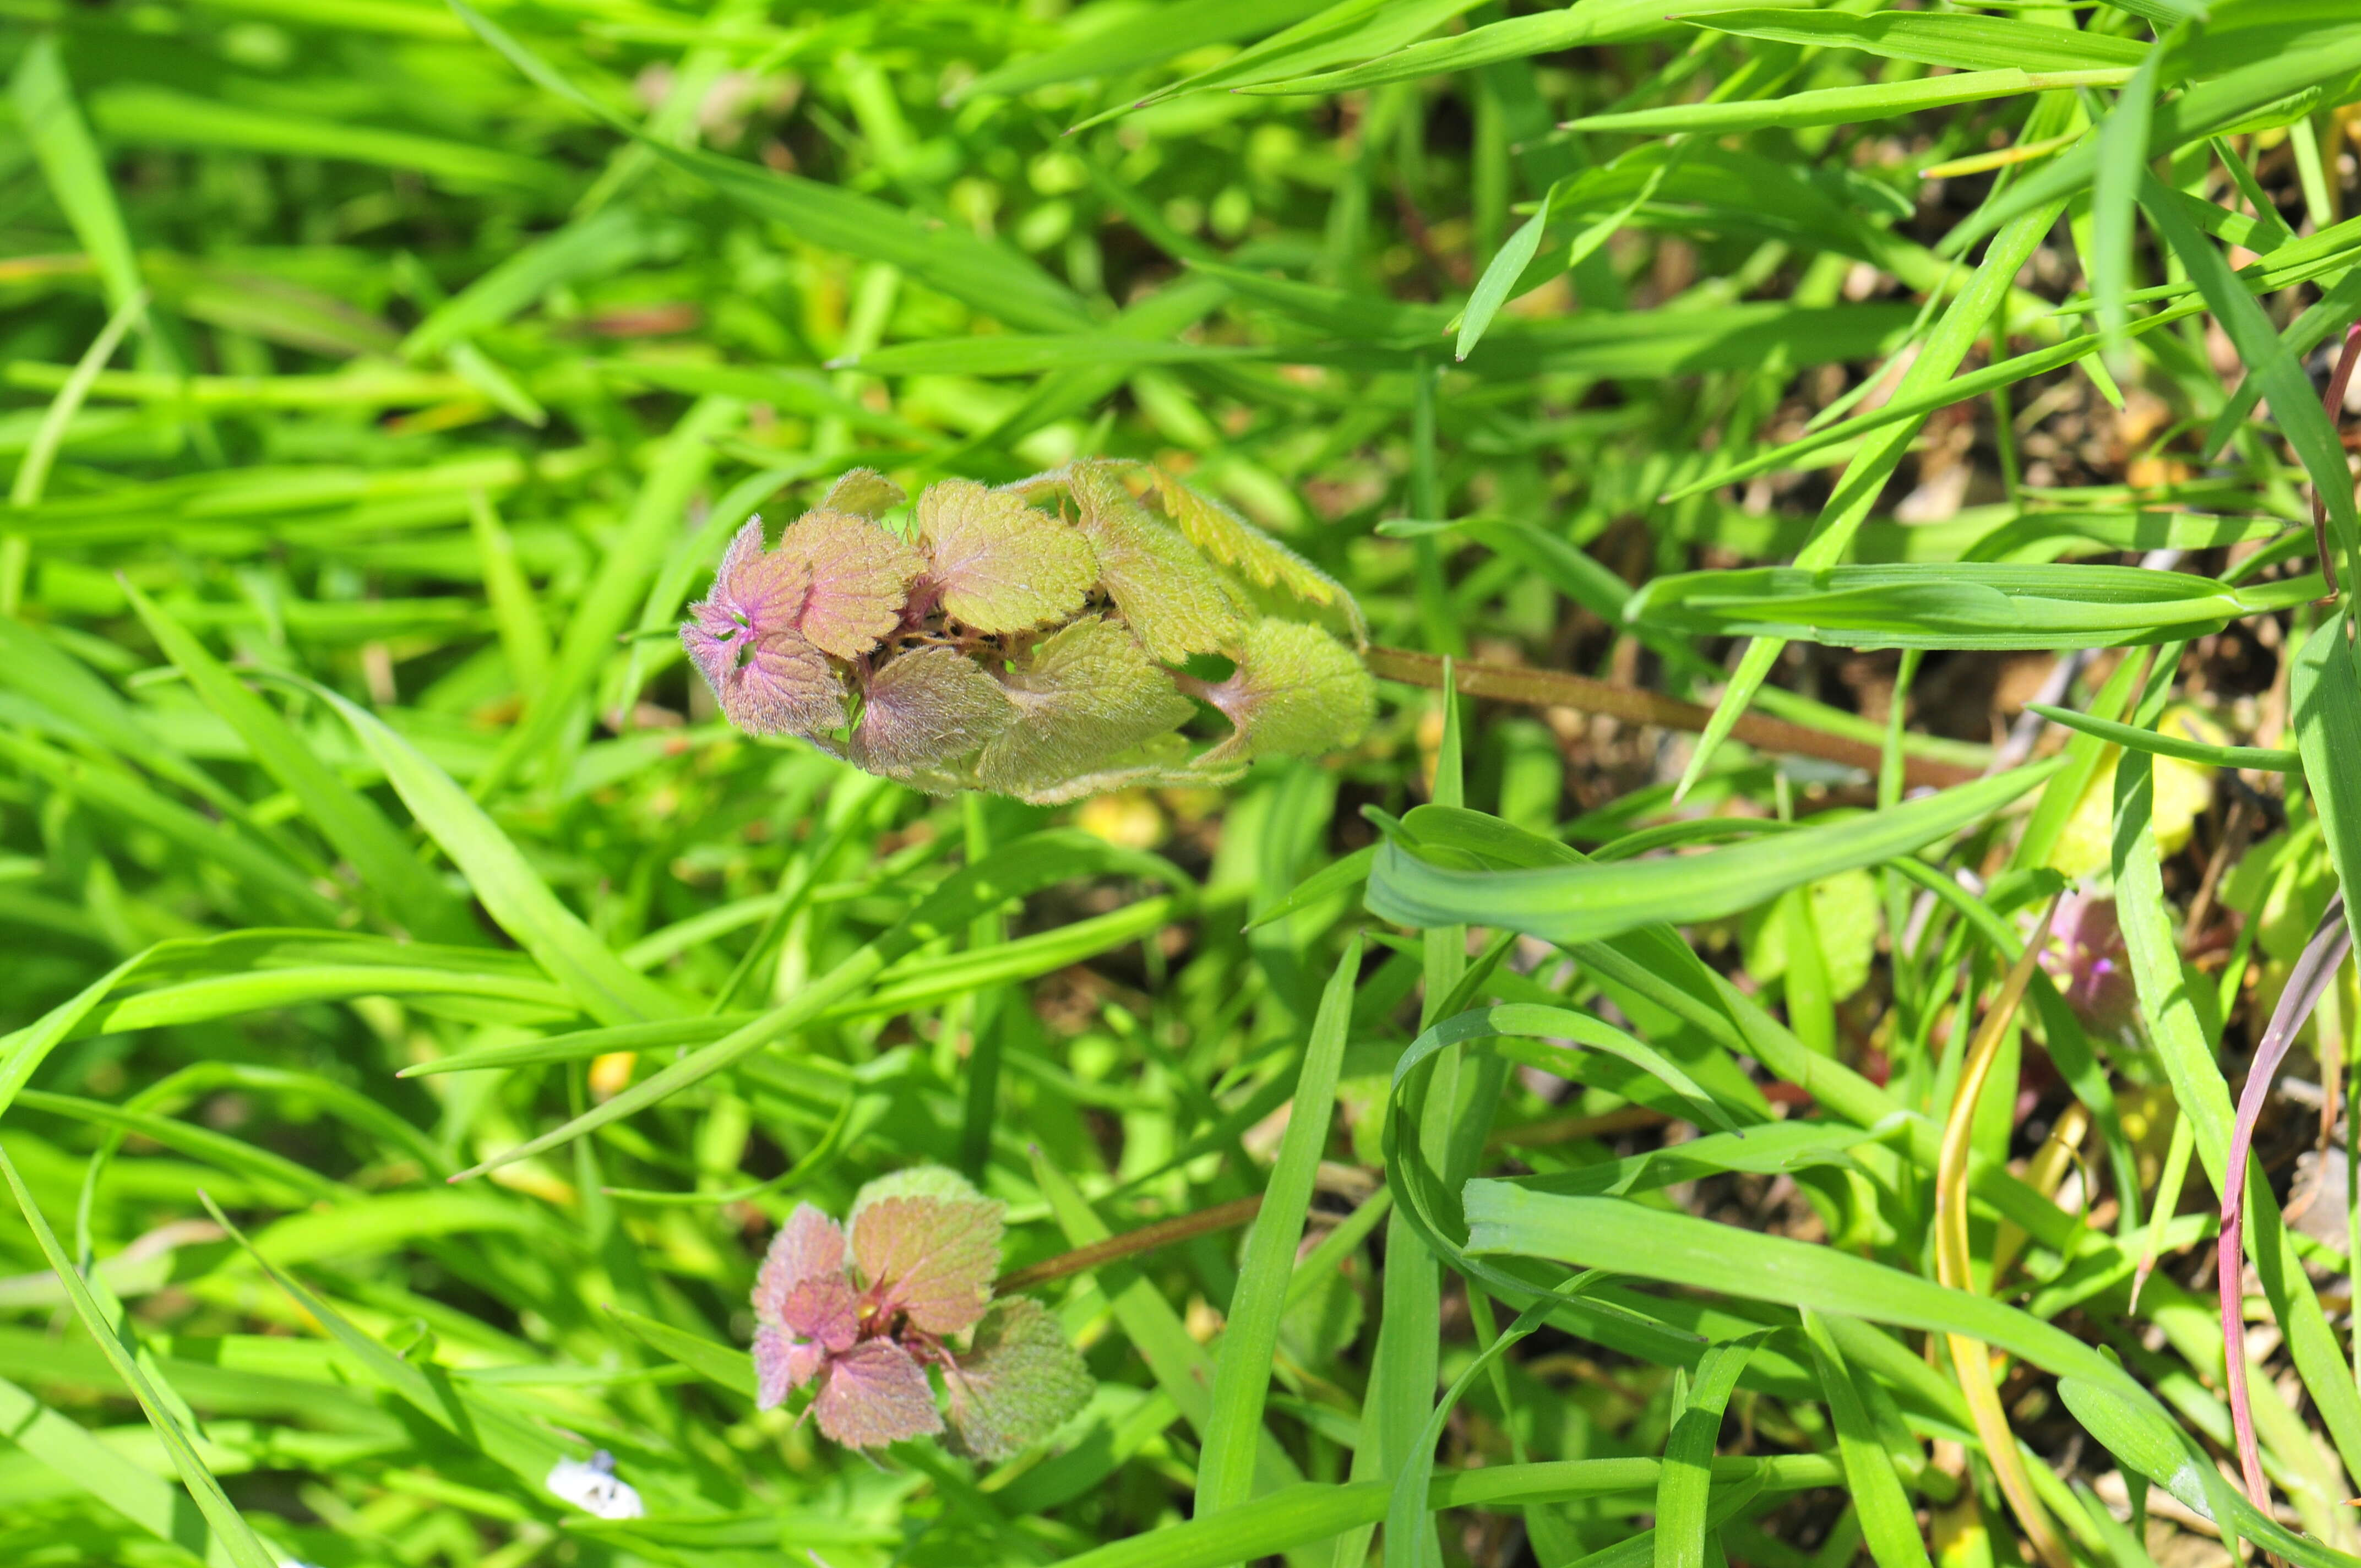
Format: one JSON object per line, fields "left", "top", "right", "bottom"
{"left": 2312, "top": 324, "right": 2361, "bottom": 600}
{"left": 995, "top": 1195, "right": 1264, "bottom": 1293}
{"left": 1361, "top": 645, "right": 1979, "bottom": 791}
{"left": 2219, "top": 894, "right": 2350, "bottom": 1516}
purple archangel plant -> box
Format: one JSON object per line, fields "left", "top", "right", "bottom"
{"left": 683, "top": 461, "right": 1374, "bottom": 802}
{"left": 750, "top": 1167, "right": 1091, "bottom": 1458}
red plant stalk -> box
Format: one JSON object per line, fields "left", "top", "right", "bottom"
{"left": 2218, "top": 893, "right": 2351, "bottom": 1512}
{"left": 2313, "top": 325, "right": 2361, "bottom": 600}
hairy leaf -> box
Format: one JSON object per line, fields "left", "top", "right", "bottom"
{"left": 779, "top": 508, "right": 922, "bottom": 660}
{"left": 814, "top": 1338, "right": 944, "bottom": 1449}
{"left": 851, "top": 646, "right": 1015, "bottom": 781}
{"left": 1144, "top": 467, "right": 1367, "bottom": 643}
{"left": 1198, "top": 618, "right": 1375, "bottom": 765}
{"left": 1067, "top": 461, "right": 1242, "bottom": 662}
{"left": 822, "top": 466, "right": 906, "bottom": 519}
{"left": 976, "top": 617, "right": 1199, "bottom": 798}
{"left": 918, "top": 478, "right": 1096, "bottom": 634}
{"left": 945, "top": 1295, "right": 1095, "bottom": 1460}
{"left": 682, "top": 518, "right": 846, "bottom": 736}
{"left": 849, "top": 1166, "right": 1004, "bottom": 1336}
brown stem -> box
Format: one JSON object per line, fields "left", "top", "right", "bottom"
{"left": 995, "top": 1195, "right": 1264, "bottom": 1293}
{"left": 1361, "top": 645, "right": 1979, "bottom": 791}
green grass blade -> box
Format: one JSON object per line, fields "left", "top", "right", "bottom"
{"left": 124, "top": 584, "right": 476, "bottom": 945}
{"left": 1653, "top": 1331, "right": 1766, "bottom": 1568}
{"left": 2026, "top": 701, "right": 2297, "bottom": 772}
{"left": 1370, "top": 764, "right": 2055, "bottom": 946}
{"left": 1198, "top": 932, "right": 1360, "bottom": 1520}
{"left": 2138, "top": 170, "right": 2361, "bottom": 590}
{"left": 1798, "top": 1309, "right": 1932, "bottom": 1568}
{"left": 301, "top": 681, "right": 678, "bottom": 1025}
{"left": 475, "top": 393, "right": 741, "bottom": 797}
{"left": 0, "top": 1150, "right": 278, "bottom": 1568}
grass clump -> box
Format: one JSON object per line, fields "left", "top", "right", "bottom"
{"left": 4, "top": 4, "right": 2361, "bottom": 1567}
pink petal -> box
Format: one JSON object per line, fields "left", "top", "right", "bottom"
{"left": 850, "top": 647, "right": 1011, "bottom": 780}
{"left": 753, "top": 1204, "right": 846, "bottom": 1322}
{"left": 850, "top": 1191, "right": 1002, "bottom": 1337}
{"left": 779, "top": 509, "right": 922, "bottom": 660}
{"left": 813, "top": 1340, "right": 943, "bottom": 1449}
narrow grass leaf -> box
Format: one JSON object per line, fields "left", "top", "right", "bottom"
{"left": 125, "top": 585, "right": 475, "bottom": 944}
{"left": 1799, "top": 1309, "right": 1930, "bottom": 1568}
{"left": 1198, "top": 932, "right": 1360, "bottom": 1519}
{"left": 0, "top": 1151, "right": 277, "bottom": 1568}
{"left": 303, "top": 682, "right": 677, "bottom": 1026}
{"left": 1369, "top": 765, "right": 2054, "bottom": 946}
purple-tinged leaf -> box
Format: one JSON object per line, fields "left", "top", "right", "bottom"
{"left": 682, "top": 520, "right": 845, "bottom": 737}
{"left": 917, "top": 478, "right": 1096, "bottom": 635}
{"left": 975, "top": 617, "right": 1197, "bottom": 799}
{"left": 851, "top": 646, "right": 1013, "bottom": 781}
{"left": 1065, "top": 462, "right": 1241, "bottom": 663}
{"left": 1194, "top": 619, "right": 1375, "bottom": 766}
{"left": 752, "top": 1276, "right": 861, "bottom": 1406}
{"left": 1014, "top": 732, "right": 1220, "bottom": 805}
{"left": 944, "top": 1296, "right": 1094, "bottom": 1461}
{"left": 2219, "top": 892, "right": 2350, "bottom": 1515}
{"left": 1144, "top": 467, "right": 1367, "bottom": 644}
{"left": 779, "top": 509, "right": 922, "bottom": 660}
{"left": 813, "top": 1338, "right": 944, "bottom": 1449}
{"left": 753, "top": 1201, "right": 847, "bottom": 1322}
{"left": 849, "top": 1166, "right": 1004, "bottom": 1337}
{"left": 822, "top": 467, "right": 906, "bottom": 521}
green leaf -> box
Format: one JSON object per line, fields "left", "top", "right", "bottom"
{"left": 944, "top": 1297, "right": 1095, "bottom": 1461}
{"left": 1457, "top": 183, "right": 1552, "bottom": 362}
{"left": 1065, "top": 462, "right": 1243, "bottom": 662}
{"left": 956, "top": 0, "right": 1334, "bottom": 100}
{"left": 302, "top": 682, "right": 681, "bottom": 1028}
{"left": 477, "top": 393, "right": 742, "bottom": 795}
{"left": 2027, "top": 701, "right": 2298, "bottom": 772}
{"left": 1569, "top": 67, "right": 2133, "bottom": 137}
{"left": 2295, "top": 612, "right": 2361, "bottom": 957}
{"left": 1798, "top": 1309, "right": 1932, "bottom": 1568}
{"left": 2138, "top": 170, "right": 2361, "bottom": 591}
{"left": 1367, "top": 766, "right": 2055, "bottom": 947}
{"left": 974, "top": 617, "right": 1197, "bottom": 800}
{"left": 1655, "top": 1332, "right": 1767, "bottom": 1568}
{"left": 604, "top": 1305, "right": 758, "bottom": 1398}
{"left": 2112, "top": 739, "right": 2361, "bottom": 1490}
{"left": 2094, "top": 49, "right": 2166, "bottom": 363}
{"left": 1944, "top": 25, "right": 2361, "bottom": 256}
{"left": 1677, "top": 10, "right": 2148, "bottom": 72}
{"left": 451, "top": 831, "right": 1182, "bottom": 1179}
{"left": 1198, "top": 620, "right": 1378, "bottom": 766}
{"left": 919, "top": 478, "right": 1098, "bottom": 636}
{"left": 1673, "top": 160, "right": 2069, "bottom": 796}
{"left": 1198, "top": 934, "right": 1360, "bottom": 1516}
{"left": 123, "top": 583, "right": 476, "bottom": 945}
{"left": 0, "top": 1150, "right": 278, "bottom": 1568}
{"left": 1630, "top": 562, "right": 2320, "bottom": 650}
{"left": 1235, "top": 0, "right": 1824, "bottom": 96}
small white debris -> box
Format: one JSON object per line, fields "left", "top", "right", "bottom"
{"left": 545, "top": 1450, "right": 646, "bottom": 1519}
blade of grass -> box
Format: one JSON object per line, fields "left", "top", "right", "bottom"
{"left": 0, "top": 1150, "right": 277, "bottom": 1568}
{"left": 1199, "top": 933, "right": 1359, "bottom": 1523}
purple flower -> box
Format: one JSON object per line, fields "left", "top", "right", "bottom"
{"left": 2038, "top": 891, "right": 2135, "bottom": 1037}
